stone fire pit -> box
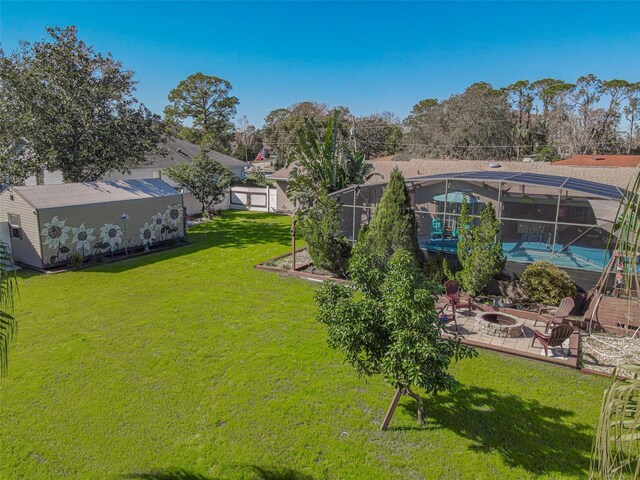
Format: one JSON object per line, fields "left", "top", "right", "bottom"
{"left": 476, "top": 312, "right": 525, "bottom": 338}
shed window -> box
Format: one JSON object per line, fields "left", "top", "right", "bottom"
{"left": 8, "top": 214, "right": 21, "bottom": 239}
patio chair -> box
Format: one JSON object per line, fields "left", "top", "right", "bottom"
{"left": 431, "top": 218, "right": 444, "bottom": 240}
{"left": 531, "top": 324, "right": 574, "bottom": 357}
{"left": 534, "top": 297, "right": 575, "bottom": 332}
{"left": 444, "top": 280, "right": 474, "bottom": 316}
{"left": 436, "top": 298, "right": 458, "bottom": 332}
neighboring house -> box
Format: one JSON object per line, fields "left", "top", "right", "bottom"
{"left": 22, "top": 138, "right": 248, "bottom": 215}
{"left": 0, "top": 179, "right": 186, "bottom": 270}
{"left": 552, "top": 154, "right": 640, "bottom": 168}
{"left": 268, "top": 163, "right": 297, "bottom": 213}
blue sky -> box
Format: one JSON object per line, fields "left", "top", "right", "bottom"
{"left": 2, "top": 1, "right": 639, "bottom": 127}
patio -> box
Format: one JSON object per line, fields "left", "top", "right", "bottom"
{"left": 440, "top": 302, "right": 580, "bottom": 369}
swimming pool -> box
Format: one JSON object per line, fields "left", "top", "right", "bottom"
{"left": 420, "top": 239, "right": 612, "bottom": 272}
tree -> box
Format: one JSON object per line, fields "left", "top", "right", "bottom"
{"left": 456, "top": 197, "right": 505, "bottom": 297}
{"left": 0, "top": 242, "right": 17, "bottom": 377}
{"left": 402, "top": 83, "right": 513, "bottom": 161}
{"left": 298, "top": 193, "right": 351, "bottom": 277}
{"left": 0, "top": 26, "right": 165, "bottom": 183}
{"left": 316, "top": 248, "right": 476, "bottom": 428}
{"left": 286, "top": 112, "right": 375, "bottom": 209}
{"left": 624, "top": 83, "right": 640, "bottom": 154}
{"left": 504, "top": 80, "right": 535, "bottom": 160}
{"left": 232, "top": 116, "right": 260, "bottom": 162}
{"left": 261, "top": 102, "right": 341, "bottom": 168}
{"left": 164, "top": 150, "right": 233, "bottom": 217}
{"left": 354, "top": 113, "right": 403, "bottom": 159}
{"left": 360, "top": 167, "right": 422, "bottom": 265}
{"left": 164, "top": 73, "right": 239, "bottom": 152}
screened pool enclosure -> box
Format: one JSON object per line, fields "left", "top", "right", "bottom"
{"left": 330, "top": 171, "right": 627, "bottom": 272}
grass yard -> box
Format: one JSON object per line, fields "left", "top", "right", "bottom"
{"left": 1, "top": 211, "right": 609, "bottom": 480}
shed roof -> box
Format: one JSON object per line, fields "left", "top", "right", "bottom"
{"left": 5, "top": 178, "right": 180, "bottom": 209}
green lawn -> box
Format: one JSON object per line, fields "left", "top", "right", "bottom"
{"left": 1, "top": 211, "right": 608, "bottom": 480}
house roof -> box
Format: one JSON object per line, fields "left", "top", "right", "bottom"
{"left": 269, "top": 163, "right": 296, "bottom": 181}
{"left": 273, "top": 158, "right": 637, "bottom": 189}
{"left": 146, "top": 138, "right": 247, "bottom": 170}
{"left": 552, "top": 154, "right": 640, "bottom": 168}
{"left": 5, "top": 178, "right": 180, "bottom": 209}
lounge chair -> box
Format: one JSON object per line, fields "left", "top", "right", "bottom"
{"left": 534, "top": 297, "right": 575, "bottom": 332}
{"left": 531, "top": 324, "right": 574, "bottom": 357}
{"left": 444, "top": 280, "right": 474, "bottom": 316}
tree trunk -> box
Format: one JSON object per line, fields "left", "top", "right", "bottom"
{"left": 404, "top": 386, "right": 425, "bottom": 426}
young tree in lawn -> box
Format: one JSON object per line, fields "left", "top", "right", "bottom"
{"left": 0, "top": 26, "right": 166, "bottom": 183}
{"left": 316, "top": 248, "right": 476, "bottom": 428}
{"left": 164, "top": 150, "right": 233, "bottom": 217}
{"left": 456, "top": 197, "right": 505, "bottom": 297}
{"left": 164, "top": 72, "right": 239, "bottom": 153}
{"left": 361, "top": 167, "right": 422, "bottom": 265}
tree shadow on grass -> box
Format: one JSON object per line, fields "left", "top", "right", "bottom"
{"left": 122, "top": 465, "right": 313, "bottom": 480}
{"left": 123, "top": 469, "right": 214, "bottom": 480}
{"left": 397, "top": 385, "right": 593, "bottom": 477}
{"left": 249, "top": 466, "right": 314, "bottom": 480}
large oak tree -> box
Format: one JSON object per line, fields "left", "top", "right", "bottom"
{"left": 0, "top": 26, "right": 165, "bottom": 183}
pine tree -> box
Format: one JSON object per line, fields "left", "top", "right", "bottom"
{"left": 360, "top": 167, "right": 422, "bottom": 265}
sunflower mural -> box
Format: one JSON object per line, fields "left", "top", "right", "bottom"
{"left": 139, "top": 223, "right": 156, "bottom": 249}
{"left": 40, "top": 216, "right": 72, "bottom": 264}
{"left": 98, "top": 223, "right": 123, "bottom": 253}
{"left": 71, "top": 223, "right": 96, "bottom": 256}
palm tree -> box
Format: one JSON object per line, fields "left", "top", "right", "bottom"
{"left": 286, "top": 112, "right": 376, "bottom": 209}
{"left": 0, "top": 241, "right": 17, "bottom": 377}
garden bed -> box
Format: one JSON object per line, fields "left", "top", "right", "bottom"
{"left": 256, "top": 248, "right": 344, "bottom": 282}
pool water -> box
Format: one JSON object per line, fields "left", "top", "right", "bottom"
{"left": 420, "top": 239, "right": 612, "bottom": 272}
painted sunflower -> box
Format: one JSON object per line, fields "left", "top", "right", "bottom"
{"left": 139, "top": 223, "right": 156, "bottom": 248}
{"left": 71, "top": 223, "right": 96, "bottom": 255}
{"left": 99, "top": 223, "right": 123, "bottom": 250}
{"left": 40, "top": 216, "right": 71, "bottom": 250}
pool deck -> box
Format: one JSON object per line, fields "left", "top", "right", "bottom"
{"left": 440, "top": 301, "right": 580, "bottom": 368}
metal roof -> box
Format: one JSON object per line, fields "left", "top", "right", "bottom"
{"left": 342, "top": 171, "right": 626, "bottom": 201}
{"left": 6, "top": 178, "right": 181, "bottom": 209}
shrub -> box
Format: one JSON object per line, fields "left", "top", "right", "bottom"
{"left": 67, "top": 252, "right": 85, "bottom": 268}
{"left": 298, "top": 193, "right": 351, "bottom": 277}
{"left": 520, "top": 260, "right": 577, "bottom": 305}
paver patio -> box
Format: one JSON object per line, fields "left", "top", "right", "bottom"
{"left": 441, "top": 303, "right": 579, "bottom": 368}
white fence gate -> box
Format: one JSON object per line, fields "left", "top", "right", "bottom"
{"left": 229, "top": 186, "right": 276, "bottom": 213}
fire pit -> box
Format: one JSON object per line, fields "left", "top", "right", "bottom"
{"left": 476, "top": 312, "right": 525, "bottom": 338}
